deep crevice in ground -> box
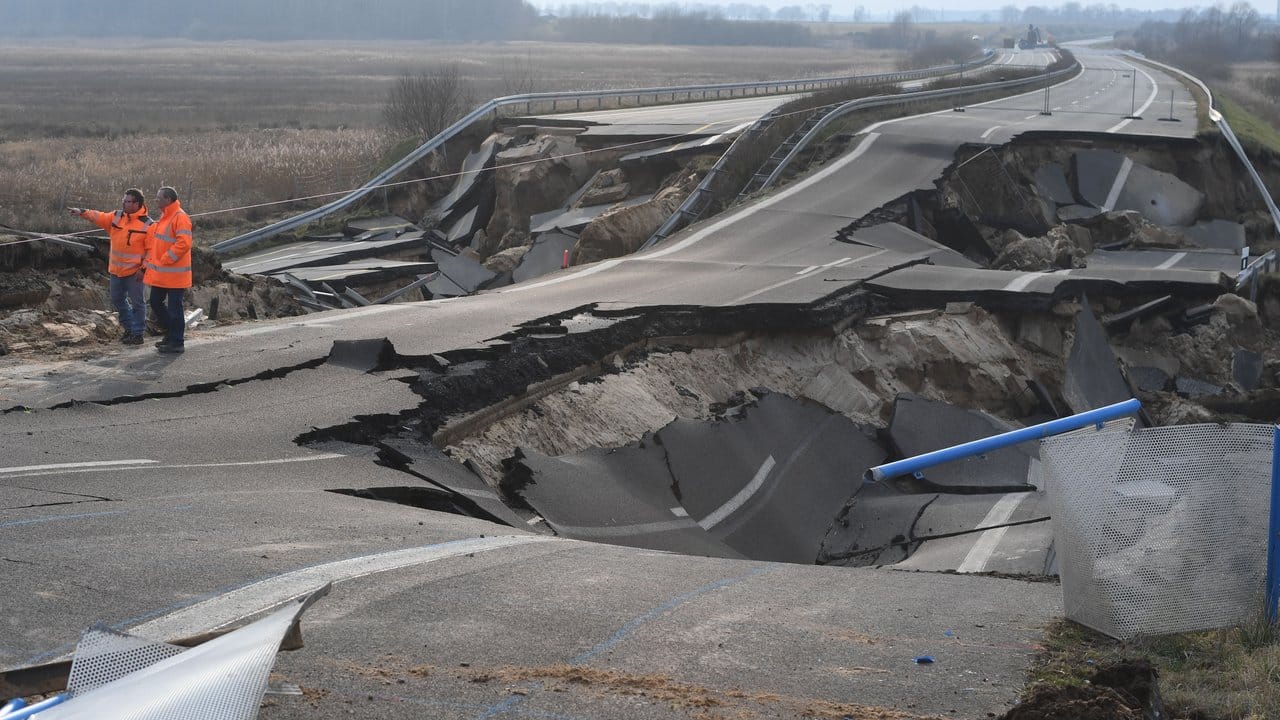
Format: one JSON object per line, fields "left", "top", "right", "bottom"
{"left": 292, "top": 131, "right": 1280, "bottom": 576}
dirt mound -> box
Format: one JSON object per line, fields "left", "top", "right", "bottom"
{"left": 0, "top": 235, "right": 303, "bottom": 359}
{"left": 1001, "top": 660, "right": 1164, "bottom": 720}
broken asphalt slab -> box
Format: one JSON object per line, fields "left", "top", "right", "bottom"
{"left": 655, "top": 392, "right": 882, "bottom": 564}
{"left": 1072, "top": 149, "right": 1204, "bottom": 225}
{"left": 426, "top": 250, "right": 496, "bottom": 297}
{"left": 848, "top": 222, "right": 979, "bottom": 269}
{"left": 1062, "top": 297, "right": 1139, "bottom": 420}
{"left": 224, "top": 231, "right": 427, "bottom": 277}
{"left": 512, "top": 231, "right": 577, "bottom": 284}
{"left": 505, "top": 442, "right": 742, "bottom": 558}
{"left": 887, "top": 394, "right": 1036, "bottom": 491}
{"left": 376, "top": 437, "right": 536, "bottom": 530}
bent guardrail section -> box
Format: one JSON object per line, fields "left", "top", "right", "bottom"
{"left": 643, "top": 55, "right": 1080, "bottom": 249}
{"left": 758, "top": 58, "right": 1080, "bottom": 192}
{"left": 213, "top": 52, "right": 996, "bottom": 255}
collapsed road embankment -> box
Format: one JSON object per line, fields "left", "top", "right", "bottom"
{"left": 288, "top": 131, "right": 1279, "bottom": 573}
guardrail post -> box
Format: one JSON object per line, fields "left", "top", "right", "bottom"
{"left": 1268, "top": 425, "right": 1280, "bottom": 624}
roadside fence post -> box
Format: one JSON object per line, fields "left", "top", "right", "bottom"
{"left": 1130, "top": 69, "right": 1137, "bottom": 117}
{"left": 1041, "top": 65, "right": 1052, "bottom": 115}
{"left": 1267, "top": 425, "right": 1280, "bottom": 624}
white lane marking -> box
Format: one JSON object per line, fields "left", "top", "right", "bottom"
{"left": 646, "top": 135, "right": 881, "bottom": 261}
{"left": 550, "top": 519, "right": 693, "bottom": 538}
{"left": 1107, "top": 62, "right": 1161, "bottom": 133}
{"left": 0, "top": 453, "right": 345, "bottom": 480}
{"left": 698, "top": 455, "right": 775, "bottom": 530}
{"left": 511, "top": 134, "right": 884, "bottom": 295}
{"left": 725, "top": 254, "right": 868, "bottom": 305}
{"left": 980, "top": 125, "right": 1002, "bottom": 139}
{"left": 0, "top": 459, "right": 156, "bottom": 474}
{"left": 230, "top": 305, "right": 407, "bottom": 336}
{"left": 669, "top": 506, "right": 689, "bottom": 518}
{"left": 957, "top": 493, "right": 1029, "bottom": 573}
{"left": 1001, "top": 272, "right": 1050, "bottom": 292}
{"left": 821, "top": 256, "right": 852, "bottom": 268}
{"left": 796, "top": 265, "right": 819, "bottom": 276}
{"left": 1155, "top": 252, "right": 1187, "bottom": 270}
{"left": 1024, "top": 114, "right": 1039, "bottom": 120}
{"left": 1102, "top": 157, "right": 1134, "bottom": 210}
{"left": 131, "top": 535, "right": 557, "bottom": 638}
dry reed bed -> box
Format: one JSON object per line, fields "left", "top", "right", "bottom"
{"left": 0, "top": 40, "right": 903, "bottom": 239}
{"left": 0, "top": 128, "right": 387, "bottom": 234}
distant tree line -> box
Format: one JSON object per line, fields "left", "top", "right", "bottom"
{"left": 552, "top": 7, "right": 815, "bottom": 46}
{"left": 1132, "top": 3, "right": 1275, "bottom": 80}
{"left": 998, "top": 3, "right": 1182, "bottom": 26}
{"left": 546, "top": 3, "right": 833, "bottom": 22}
{"left": 0, "top": 0, "right": 541, "bottom": 40}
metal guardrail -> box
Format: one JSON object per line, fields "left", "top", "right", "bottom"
{"left": 1125, "top": 53, "right": 1280, "bottom": 295}
{"left": 639, "top": 106, "right": 787, "bottom": 251}
{"left": 1237, "top": 249, "right": 1278, "bottom": 301}
{"left": 212, "top": 52, "right": 996, "bottom": 255}
{"left": 757, "top": 58, "right": 1079, "bottom": 191}
{"left": 642, "top": 55, "right": 1080, "bottom": 249}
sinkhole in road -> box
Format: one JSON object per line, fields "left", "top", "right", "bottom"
{"left": 306, "top": 132, "right": 1280, "bottom": 569}
{"left": 302, "top": 298, "right": 1082, "bottom": 570}
{"left": 308, "top": 288, "right": 1274, "bottom": 570}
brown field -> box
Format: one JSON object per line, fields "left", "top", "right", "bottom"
{"left": 0, "top": 40, "right": 903, "bottom": 240}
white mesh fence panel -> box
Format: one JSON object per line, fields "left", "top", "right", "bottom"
{"left": 1041, "top": 422, "right": 1274, "bottom": 640}
{"left": 41, "top": 602, "right": 301, "bottom": 720}
{"left": 66, "top": 627, "right": 185, "bottom": 697}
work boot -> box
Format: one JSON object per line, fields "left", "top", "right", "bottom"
{"left": 157, "top": 344, "right": 184, "bottom": 354}
{"left": 122, "top": 333, "right": 143, "bottom": 345}
{"left": 155, "top": 339, "right": 171, "bottom": 349}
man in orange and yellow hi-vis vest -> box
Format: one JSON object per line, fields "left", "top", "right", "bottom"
{"left": 143, "top": 186, "right": 193, "bottom": 354}
{"left": 67, "top": 188, "right": 153, "bottom": 345}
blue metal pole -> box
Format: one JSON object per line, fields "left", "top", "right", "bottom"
{"left": 0, "top": 694, "right": 66, "bottom": 720}
{"left": 0, "top": 700, "right": 27, "bottom": 717}
{"left": 1267, "top": 425, "right": 1280, "bottom": 624}
{"left": 864, "top": 399, "right": 1142, "bottom": 484}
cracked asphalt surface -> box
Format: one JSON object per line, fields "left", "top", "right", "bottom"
{"left": 0, "top": 47, "right": 1208, "bottom": 718}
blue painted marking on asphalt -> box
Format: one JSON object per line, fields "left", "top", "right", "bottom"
{"left": 473, "top": 565, "right": 771, "bottom": 719}
{"left": 570, "top": 566, "right": 770, "bottom": 664}
{"left": 0, "top": 509, "right": 125, "bottom": 530}
{"left": 0, "top": 505, "right": 193, "bottom": 531}
{"left": 19, "top": 536, "right": 498, "bottom": 666}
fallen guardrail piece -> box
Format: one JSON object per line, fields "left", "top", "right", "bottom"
{"left": 863, "top": 398, "right": 1141, "bottom": 484}
{"left": 0, "top": 585, "right": 328, "bottom": 720}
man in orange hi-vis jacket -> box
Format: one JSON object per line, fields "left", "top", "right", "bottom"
{"left": 143, "top": 186, "right": 194, "bottom": 355}
{"left": 67, "top": 188, "right": 153, "bottom": 345}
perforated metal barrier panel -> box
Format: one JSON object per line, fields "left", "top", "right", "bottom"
{"left": 1041, "top": 423, "right": 1274, "bottom": 640}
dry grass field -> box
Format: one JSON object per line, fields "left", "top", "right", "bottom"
{"left": 0, "top": 40, "right": 903, "bottom": 240}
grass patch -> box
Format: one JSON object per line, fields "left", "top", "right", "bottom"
{"left": 1215, "top": 93, "right": 1280, "bottom": 157}
{"left": 1028, "top": 616, "right": 1280, "bottom": 719}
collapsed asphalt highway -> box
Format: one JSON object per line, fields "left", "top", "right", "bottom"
{"left": 2, "top": 46, "right": 1278, "bottom": 719}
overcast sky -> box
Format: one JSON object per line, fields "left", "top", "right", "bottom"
{"left": 544, "top": 1, "right": 1269, "bottom": 18}
{"left": 754, "top": 1, "right": 1255, "bottom": 15}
